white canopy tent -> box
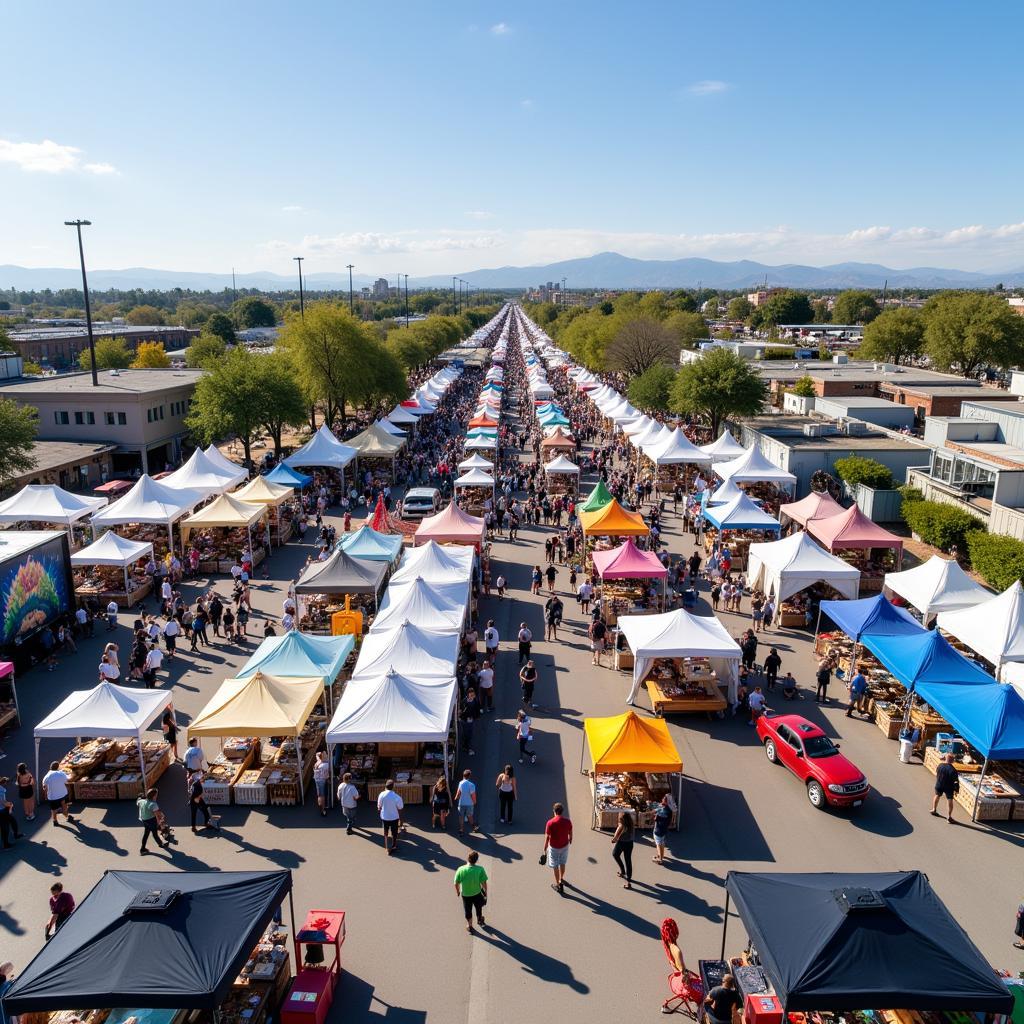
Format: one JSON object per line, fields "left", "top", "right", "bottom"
{"left": 352, "top": 622, "right": 461, "bottom": 682}
{"left": 390, "top": 539, "right": 475, "bottom": 585}
{"left": 203, "top": 444, "right": 249, "bottom": 480}
{"left": 387, "top": 405, "right": 419, "bottom": 427}
{"left": 373, "top": 576, "right": 469, "bottom": 633}
{"left": 700, "top": 431, "right": 748, "bottom": 463}
{"left": 458, "top": 453, "right": 495, "bottom": 473}
{"left": 704, "top": 479, "right": 747, "bottom": 507}
{"left": 90, "top": 475, "right": 205, "bottom": 549}
{"left": 646, "top": 427, "right": 713, "bottom": 466}
{"left": 34, "top": 681, "right": 171, "bottom": 797}
{"left": 716, "top": 445, "right": 797, "bottom": 488}
{"left": 544, "top": 454, "right": 580, "bottom": 475}
{"left": 0, "top": 484, "right": 106, "bottom": 528}
{"left": 464, "top": 435, "right": 498, "bottom": 451}
{"left": 162, "top": 448, "right": 247, "bottom": 497}
{"left": 747, "top": 531, "right": 861, "bottom": 603}
{"left": 936, "top": 581, "right": 1024, "bottom": 678}
{"left": 70, "top": 532, "right": 154, "bottom": 596}
{"left": 454, "top": 468, "right": 495, "bottom": 489}
{"left": 619, "top": 609, "right": 742, "bottom": 706}
{"left": 376, "top": 418, "right": 407, "bottom": 438}
{"left": 621, "top": 416, "right": 655, "bottom": 437}
{"left": 884, "top": 555, "right": 991, "bottom": 622}
{"left": 284, "top": 425, "right": 357, "bottom": 479}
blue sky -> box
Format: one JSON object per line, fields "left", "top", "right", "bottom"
{"left": 2, "top": 0, "right": 1022, "bottom": 276}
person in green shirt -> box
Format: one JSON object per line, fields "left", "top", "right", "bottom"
{"left": 137, "top": 787, "right": 167, "bottom": 854}
{"left": 454, "top": 850, "right": 488, "bottom": 933}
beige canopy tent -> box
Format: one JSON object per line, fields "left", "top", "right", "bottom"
{"left": 180, "top": 492, "right": 267, "bottom": 550}
{"left": 233, "top": 476, "right": 295, "bottom": 505}
{"left": 348, "top": 422, "right": 405, "bottom": 459}
{"left": 188, "top": 671, "right": 323, "bottom": 802}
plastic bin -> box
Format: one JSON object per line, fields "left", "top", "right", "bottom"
{"left": 899, "top": 738, "right": 914, "bottom": 763}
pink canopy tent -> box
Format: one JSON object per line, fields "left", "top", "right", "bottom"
{"left": 592, "top": 538, "right": 668, "bottom": 580}
{"left": 778, "top": 490, "right": 845, "bottom": 529}
{"left": 414, "top": 500, "right": 486, "bottom": 550}
{"left": 806, "top": 502, "right": 904, "bottom": 564}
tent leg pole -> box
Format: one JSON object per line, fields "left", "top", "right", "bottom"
{"left": 814, "top": 605, "right": 823, "bottom": 648}
{"left": 35, "top": 737, "right": 40, "bottom": 801}
{"left": 139, "top": 737, "right": 148, "bottom": 795}
{"left": 973, "top": 756, "right": 989, "bottom": 823}
{"left": 328, "top": 743, "right": 334, "bottom": 809}
{"left": 720, "top": 890, "right": 730, "bottom": 960}
{"left": 289, "top": 887, "right": 296, "bottom": 935}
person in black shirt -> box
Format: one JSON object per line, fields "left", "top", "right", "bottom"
{"left": 763, "top": 648, "right": 782, "bottom": 690}
{"left": 188, "top": 772, "right": 216, "bottom": 833}
{"left": 461, "top": 688, "right": 482, "bottom": 756}
{"left": 704, "top": 974, "right": 741, "bottom": 1024}
{"left": 931, "top": 752, "right": 960, "bottom": 823}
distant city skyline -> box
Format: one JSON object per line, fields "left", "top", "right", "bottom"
{"left": 2, "top": 1, "right": 1022, "bottom": 275}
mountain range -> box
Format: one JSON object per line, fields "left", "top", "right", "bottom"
{"left": 3, "top": 251, "right": 1022, "bottom": 293}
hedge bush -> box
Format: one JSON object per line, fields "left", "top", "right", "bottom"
{"left": 762, "top": 346, "right": 796, "bottom": 360}
{"left": 901, "top": 499, "right": 983, "bottom": 553}
{"left": 966, "top": 533, "right": 1024, "bottom": 592}
{"left": 834, "top": 455, "right": 895, "bottom": 491}
{"left": 897, "top": 484, "right": 924, "bottom": 504}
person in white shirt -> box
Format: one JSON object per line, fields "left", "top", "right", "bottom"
{"left": 477, "top": 661, "right": 495, "bottom": 712}
{"left": 376, "top": 779, "right": 404, "bottom": 855}
{"left": 163, "top": 617, "right": 180, "bottom": 657}
{"left": 455, "top": 769, "right": 478, "bottom": 834}
{"left": 41, "top": 761, "right": 73, "bottom": 825}
{"left": 98, "top": 654, "right": 119, "bottom": 681}
{"left": 495, "top": 574, "right": 506, "bottom": 599}
{"left": 76, "top": 604, "right": 93, "bottom": 638}
{"left": 160, "top": 579, "right": 173, "bottom": 609}
{"left": 748, "top": 685, "right": 767, "bottom": 725}
{"left": 517, "top": 624, "right": 532, "bottom": 665}
{"left": 337, "top": 772, "right": 360, "bottom": 835}
{"left": 142, "top": 643, "right": 163, "bottom": 688}
{"left": 183, "top": 738, "right": 206, "bottom": 775}
{"left": 230, "top": 562, "right": 243, "bottom": 583}
{"left": 483, "top": 620, "right": 499, "bottom": 661}
{"left": 577, "top": 581, "right": 594, "bottom": 613}
{"left": 103, "top": 600, "right": 117, "bottom": 631}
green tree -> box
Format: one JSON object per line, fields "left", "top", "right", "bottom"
{"left": 231, "top": 296, "right": 277, "bottom": 328}
{"left": 858, "top": 307, "right": 925, "bottom": 365}
{"left": 254, "top": 352, "right": 308, "bottom": 457}
{"left": 79, "top": 337, "right": 132, "bottom": 370}
{"left": 0, "top": 325, "right": 14, "bottom": 352}
{"left": 606, "top": 318, "right": 680, "bottom": 377}
{"left": 21, "top": 360, "right": 43, "bottom": 375}
{"left": 758, "top": 290, "right": 813, "bottom": 327}
{"left": 386, "top": 329, "right": 428, "bottom": 372}
{"left": 727, "top": 296, "right": 753, "bottom": 321}
{"left": 175, "top": 301, "right": 219, "bottom": 328}
{"left": 0, "top": 398, "right": 38, "bottom": 486}
{"left": 834, "top": 455, "right": 895, "bottom": 490}
{"left": 130, "top": 341, "right": 171, "bottom": 368}
{"left": 833, "top": 290, "right": 880, "bottom": 325}
{"left": 923, "top": 291, "right": 1024, "bottom": 376}
{"left": 124, "top": 305, "right": 166, "bottom": 326}
{"left": 204, "top": 312, "right": 237, "bottom": 345}
{"left": 791, "top": 375, "right": 817, "bottom": 398}
{"left": 627, "top": 363, "right": 677, "bottom": 412}
{"left": 669, "top": 348, "right": 767, "bottom": 436}
{"left": 665, "top": 310, "right": 710, "bottom": 348}
{"left": 186, "top": 332, "right": 227, "bottom": 368}
{"left": 811, "top": 298, "right": 832, "bottom": 323}
{"left": 560, "top": 309, "right": 620, "bottom": 369}
{"left": 186, "top": 347, "right": 266, "bottom": 465}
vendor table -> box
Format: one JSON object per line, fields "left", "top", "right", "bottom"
{"left": 647, "top": 676, "right": 726, "bottom": 716}
{"left": 955, "top": 771, "right": 1024, "bottom": 821}
{"left": 589, "top": 771, "right": 680, "bottom": 830}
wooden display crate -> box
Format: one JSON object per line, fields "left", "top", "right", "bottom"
{"left": 75, "top": 779, "right": 119, "bottom": 800}
{"left": 874, "top": 706, "right": 902, "bottom": 740}
{"left": 268, "top": 781, "right": 299, "bottom": 806}
{"left": 202, "top": 780, "right": 232, "bottom": 805}
{"left": 954, "top": 786, "right": 1011, "bottom": 820}
{"left": 779, "top": 611, "right": 806, "bottom": 628}
{"left": 117, "top": 774, "right": 144, "bottom": 799}
{"left": 378, "top": 742, "right": 418, "bottom": 758}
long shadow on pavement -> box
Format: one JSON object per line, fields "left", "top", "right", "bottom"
{"left": 476, "top": 924, "right": 591, "bottom": 993}
{"left": 336, "top": 971, "right": 427, "bottom": 1024}
{"left": 675, "top": 777, "right": 774, "bottom": 862}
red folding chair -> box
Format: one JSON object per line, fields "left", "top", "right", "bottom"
{"left": 661, "top": 918, "right": 704, "bottom": 1016}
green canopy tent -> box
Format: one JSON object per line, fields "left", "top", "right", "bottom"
{"left": 581, "top": 479, "right": 614, "bottom": 513}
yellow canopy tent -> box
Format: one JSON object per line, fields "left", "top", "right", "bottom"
{"left": 188, "top": 671, "right": 323, "bottom": 802}
{"left": 180, "top": 491, "right": 266, "bottom": 545}
{"left": 579, "top": 499, "right": 649, "bottom": 537}
{"left": 582, "top": 710, "right": 683, "bottom": 829}
{"left": 233, "top": 476, "right": 295, "bottom": 506}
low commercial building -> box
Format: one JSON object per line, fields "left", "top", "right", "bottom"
{"left": 3, "top": 440, "right": 117, "bottom": 495}
{"left": 0, "top": 368, "right": 204, "bottom": 476}
{"left": 7, "top": 324, "right": 198, "bottom": 369}
{"left": 737, "top": 414, "right": 929, "bottom": 497}
{"left": 875, "top": 383, "right": 1019, "bottom": 422}
{"left": 812, "top": 396, "right": 917, "bottom": 431}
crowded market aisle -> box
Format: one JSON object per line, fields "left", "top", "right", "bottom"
{"left": 0, "top": 307, "right": 1020, "bottom": 1024}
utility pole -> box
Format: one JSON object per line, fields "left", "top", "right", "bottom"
{"left": 347, "top": 264, "right": 354, "bottom": 313}
{"left": 64, "top": 219, "right": 98, "bottom": 386}
{"left": 232, "top": 267, "right": 237, "bottom": 304}
{"left": 293, "top": 257, "right": 305, "bottom": 317}
{"left": 453, "top": 276, "right": 457, "bottom": 314}
{"left": 403, "top": 274, "right": 409, "bottom": 327}
{"left": 880, "top": 278, "right": 888, "bottom": 312}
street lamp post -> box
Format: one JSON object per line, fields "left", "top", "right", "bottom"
{"left": 64, "top": 219, "right": 98, "bottom": 386}
{"left": 293, "top": 256, "right": 305, "bottom": 317}
{"left": 403, "top": 274, "right": 409, "bottom": 327}
{"left": 347, "top": 264, "right": 354, "bottom": 313}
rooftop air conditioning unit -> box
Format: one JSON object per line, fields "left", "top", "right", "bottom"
{"left": 803, "top": 424, "right": 826, "bottom": 437}
{"left": 844, "top": 421, "right": 870, "bottom": 436}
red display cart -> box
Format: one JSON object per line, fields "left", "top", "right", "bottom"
{"left": 281, "top": 909, "right": 346, "bottom": 1024}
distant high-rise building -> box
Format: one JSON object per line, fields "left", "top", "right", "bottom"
{"left": 372, "top": 277, "right": 390, "bottom": 300}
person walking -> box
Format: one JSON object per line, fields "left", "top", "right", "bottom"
{"left": 454, "top": 850, "right": 488, "bottom": 934}
{"left": 45, "top": 883, "right": 75, "bottom": 939}
{"left": 162, "top": 615, "right": 180, "bottom": 659}
{"left": 455, "top": 769, "right": 478, "bottom": 834}
{"left": 516, "top": 709, "right": 537, "bottom": 764}
{"left": 430, "top": 777, "right": 451, "bottom": 831}
{"left": 611, "top": 811, "right": 635, "bottom": 889}
{"left": 377, "top": 778, "right": 405, "bottom": 855}
{"left": 460, "top": 687, "right": 481, "bottom": 756}
{"left": 845, "top": 665, "right": 869, "bottom": 718}
{"left": 931, "top": 752, "right": 960, "bottom": 823}
{"left": 543, "top": 802, "right": 573, "bottom": 895}
{"left": 477, "top": 660, "right": 495, "bottom": 712}
{"left": 652, "top": 794, "right": 673, "bottom": 864}
{"left": 544, "top": 563, "right": 558, "bottom": 593}
{"left": 577, "top": 579, "right": 593, "bottom": 614}
{"left": 589, "top": 616, "right": 607, "bottom": 667}
{"left": 337, "top": 772, "right": 360, "bottom": 834}
{"left": 137, "top": 787, "right": 166, "bottom": 853}
{"left": 815, "top": 656, "right": 834, "bottom": 705}
{"left": 161, "top": 708, "right": 179, "bottom": 762}
{"left": 517, "top": 623, "right": 532, "bottom": 665}
{"left": 495, "top": 764, "right": 517, "bottom": 824}
{"left": 531, "top": 566, "right": 542, "bottom": 595}
{"left": 188, "top": 772, "right": 216, "bottom": 833}
{"left": 15, "top": 763, "right": 34, "bottom": 821}
{"left": 763, "top": 648, "right": 781, "bottom": 692}
{"left": 483, "top": 620, "right": 499, "bottom": 662}
{"left": 313, "top": 751, "right": 331, "bottom": 817}
{"left": 41, "top": 761, "right": 73, "bottom": 826}
{"left": 0, "top": 789, "right": 20, "bottom": 849}
{"left": 519, "top": 660, "right": 538, "bottom": 707}
{"left": 143, "top": 642, "right": 163, "bottom": 688}
{"left": 544, "top": 593, "right": 563, "bottom": 641}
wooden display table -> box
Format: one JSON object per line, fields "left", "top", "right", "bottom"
{"left": 874, "top": 702, "right": 903, "bottom": 740}
{"left": 955, "top": 772, "right": 1024, "bottom": 821}
{"left": 647, "top": 675, "right": 726, "bottom": 717}
{"left": 909, "top": 706, "right": 950, "bottom": 747}
{"left": 923, "top": 746, "right": 982, "bottom": 776}
{"left": 778, "top": 610, "right": 807, "bottom": 628}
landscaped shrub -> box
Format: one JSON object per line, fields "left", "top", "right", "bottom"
{"left": 762, "top": 346, "right": 796, "bottom": 360}
{"left": 966, "top": 532, "right": 1024, "bottom": 592}
{"left": 897, "top": 484, "right": 924, "bottom": 505}
{"left": 901, "top": 499, "right": 983, "bottom": 553}
{"left": 834, "top": 455, "right": 895, "bottom": 491}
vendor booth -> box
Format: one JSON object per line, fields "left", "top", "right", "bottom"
{"left": 644, "top": 427, "right": 712, "bottom": 492}
{"left": 70, "top": 531, "right": 154, "bottom": 608}
{"left": 373, "top": 575, "right": 469, "bottom": 633}
{"left": 619, "top": 608, "right": 739, "bottom": 712}
{"left": 327, "top": 669, "right": 459, "bottom": 802}
{"left": 293, "top": 548, "right": 388, "bottom": 633}
{"left": 351, "top": 621, "right": 461, "bottom": 682}
{"left": 189, "top": 672, "right": 326, "bottom": 805}
{"left": 234, "top": 475, "right": 298, "bottom": 545}
{"left": 391, "top": 539, "right": 475, "bottom": 585}
{"left": 543, "top": 454, "right": 580, "bottom": 497}
{"left": 540, "top": 427, "right": 576, "bottom": 462}
{"left": 204, "top": 443, "right": 249, "bottom": 480}
{"left": 453, "top": 468, "right": 495, "bottom": 514}
{"left": 163, "top": 447, "right": 247, "bottom": 498}
{"left": 747, "top": 532, "right": 860, "bottom": 626}
{"left": 592, "top": 538, "right": 668, "bottom": 620}
{"left": 284, "top": 425, "right": 357, "bottom": 498}
{"left": 806, "top": 502, "right": 904, "bottom": 589}
{"left": 715, "top": 445, "right": 796, "bottom": 516}
{"left": 884, "top": 554, "right": 990, "bottom": 622}
{"left": 266, "top": 462, "right": 312, "bottom": 490}
{"left": 457, "top": 453, "right": 495, "bottom": 474}
{"left": 0, "top": 483, "right": 106, "bottom": 551}
{"left": 778, "top": 489, "right": 845, "bottom": 530}
{"left": 699, "top": 430, "right": 747, "bottom": 463}
{"left": 702, "top": 492, "right": 781, "bottom": 570}
{"left": 582, "top": 710, "right": 682, "bottom": 831}
{"left": 337, "top": 523, "right": 403, "bottom": 566}
{"left": 463, "top": 435, "right": 497, "bottom": 452}
{"left": 347, "top": 422, "right": 404, "bottom": 482}
{"left": 181, "top": 492, "right": 268, "bottom": 574}
{"left": 580, "top": 479, "right": 614, "bottom": 514}
{"left": 34, "top": 681, "right": 174, "bottom": 800}
{"left": 937, "top": 580, "right": 1024, "bottom": 679}
{"left": 719, "top": 870, "right": 1012, "bottom": 1014}
{"left": 90, "top": 474, "right": 205, "bottom": 557}
{"left": 366, "top": 493, "right": 418, "bottom": 540}
{"left": 414, "top": 501, "right": 486, "bottom": 550}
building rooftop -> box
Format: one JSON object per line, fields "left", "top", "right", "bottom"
{"left": 24, "top": 440, "right": 118, "bottom": 475}
{"left": 0, "top": 368, "right": 205, "bottom": 397}
{"left": 949, "top": 442, "right": 1024, "bottom": 468}
{"left": 10, "top": 323, "right": 193, "bottom": 342}
{"left": 744, "top": 414, "right": 928, "bottom": 451}
{"left": 877, "top": 384, "right": 994, "bottom": 398}
{"left": 814, "top": 396, "right": 909, "bottom": 409}
{"left": 960, "top": 399, "right": 1024, "bottom": 418}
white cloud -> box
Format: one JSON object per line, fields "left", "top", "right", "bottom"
{"left": 490, "top": 22, "right": 510, "bottom": 34}
{"left": 281, "top": 205, "right": 304, "bottom": 213}
{"left": 0, "top": 137, "right": 118, "bottom": 175}
{"left": 264, "top": 230, "right": 503, "bottom": 258}
{"left": 687, "top": 79, "right": 731, "bottom": 96}
{"left": 520, "top": 98, "right": 534, "bottom": 109}
{"left": 464, "top": 210, "right": 494, "bottom": 220}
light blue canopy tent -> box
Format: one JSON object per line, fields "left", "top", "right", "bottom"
{"left": 703, "top": 492, "right": 782, "bottom": 534}
{"left": 238, "top": 630, "right": 355, "bottom": 710}
{"left": 266, "top": 463, "right": 311, "bottom": 489}
{"left": 337, "top": 523, "right": 403, "bottom": 564}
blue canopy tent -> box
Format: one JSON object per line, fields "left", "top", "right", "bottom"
{"left": 914, "top": 680, "right": 1024, "bottom": 820}
{"left": 861, "top": 629, "right": 993, "bottom": 692}
{"left": 819, "top": 594, "right": 923, "bottom": 643}
{"left": 337, "top": 524, "right": 403, "bottom": 564}
{"left": 703, "top": 492, "right": 782, "bottom": 534}
{"left": 266, "top": 463, "right": 311, "bottom": 489}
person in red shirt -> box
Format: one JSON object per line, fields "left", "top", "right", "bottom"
{"left": 46, "top": 882, "right": 75, "bottom": 939}
{"left": 543, "top": 802, "right": 573, "bottom": 894}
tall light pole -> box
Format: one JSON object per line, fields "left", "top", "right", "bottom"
{"left": 403, "top": 274, "right": 409, "bottom": 327}
{"left": 293, "top": 256, "right": 305, "bottom": 318}
{"left": 64, "top": 219, "right": 98, "bottom": 386}
{"left": 452, "top": 276, "right": 457, "bottom": 315}
{"left": 347, "top": 264, "right": 355, "bottom": 313}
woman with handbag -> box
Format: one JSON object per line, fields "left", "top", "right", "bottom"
{"left": 495, "top": 765, "right": 517, "bottom": 825}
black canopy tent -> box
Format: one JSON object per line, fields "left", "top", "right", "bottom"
{"left": 294, "top": 547, "right": 387, "bottom": 601}
{"left": 721, "top": 871, "right": 1011, "bottom": 1014}
{"left": 3, "top": 869, "right": 293, "bottom": 1014}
